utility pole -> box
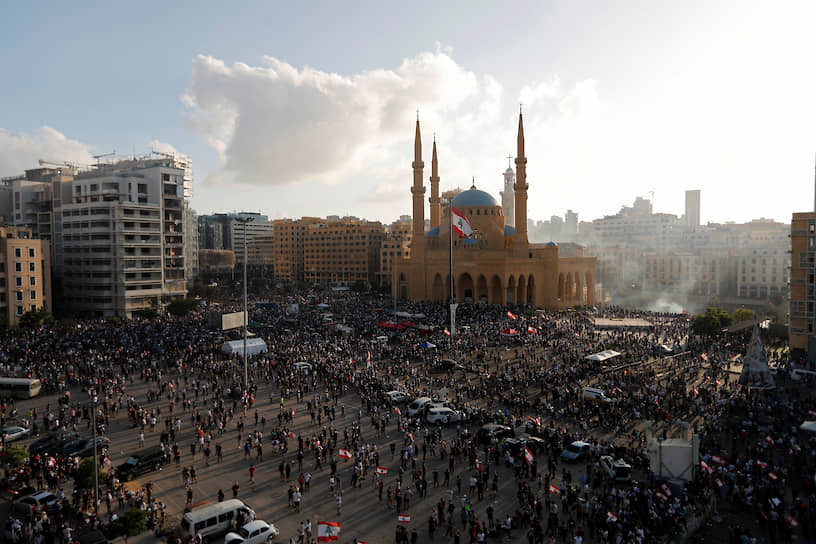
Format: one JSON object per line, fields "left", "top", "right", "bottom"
{"left": 239, "top": 216, "right": 255, "bottom": 391}
{"left": 92, "top": 392, "right": 99, "bottom": 514}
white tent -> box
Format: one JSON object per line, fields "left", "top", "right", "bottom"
{"left": 800, "top": 421, "right": 816, "bottom": 433}
{"left": 222, "top": 338, "right": 268, "bottom": 357}
{"left": 585, "top": 350, "right": 621, "bottom": 362}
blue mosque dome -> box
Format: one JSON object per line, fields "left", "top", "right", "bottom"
{"left": 504, "top": 225, "right": 516, "bottom": 236}
{"left": 546, "top": 241, "right": 558, "bottom": 247}
{"left": 451, "top": 187, "right": 498, "bottom": 208}
{"left": 425, "top": 226, "right": 440, "bottom": 237}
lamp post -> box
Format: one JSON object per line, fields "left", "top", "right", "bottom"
{"left": 91, "top": 392, "right": 99, "bottom": 514}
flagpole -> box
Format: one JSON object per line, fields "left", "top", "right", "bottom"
{"left": 449, "top": 205, "right": 454, "bottom": 351}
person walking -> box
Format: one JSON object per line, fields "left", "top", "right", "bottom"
{"left": 335, "top": 490, "right": 342, "bottom": 515}
{"left": 249, "top": 464, "right": 256, "bottom": 483}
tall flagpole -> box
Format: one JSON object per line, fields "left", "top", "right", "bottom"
{"left": 449, "top": 206, "right": 455, "bottom": 351}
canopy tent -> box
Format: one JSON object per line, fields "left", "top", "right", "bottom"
{"left": 222, "top": 338, "right": 268, "bottom": 357}
{"left": 800, "top": 420, "right": 816, "bottom": 433}
{"left": 585, "top": 350, "right": 621, "bottom": 362}
{"left": 417, "top": 341, "right": 437, "bottom": 349}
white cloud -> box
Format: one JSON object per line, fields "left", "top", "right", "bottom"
{"left": 0, "top": 126, "right": 95, "bottom": 175}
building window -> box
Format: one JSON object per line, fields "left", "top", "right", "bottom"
{"left": 29, "top": 290, "right": 36, "bottom": 300}
{"left": 14, "top": 248, "right": 21, "bottom": 258}
{"left": 15, "top": 277, "right": 22, "bottom": 287}
{"left": 15, "top": 291, "right": 23, "bottom": 301}
{"left": 14, "top": 262, "right": 21, "bottom": 273}
{"left": 16, "top": 306, "right": 23, "bottom": 316}
{"left": 28, "top": 248, "right": 34, "bottom": 258}
{"left": 29, "top": 277, "right": 36, "bottom": 286}
{"left": 29, "top": 262, "right": 35, "bottom": 272}
{"left": 30, "top": 304, "right": 36, "bottom": 312}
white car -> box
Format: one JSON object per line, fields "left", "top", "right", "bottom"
{"left": 292, "top": 362, "right": 312, "bottom": 374}
{"left": 425, "top": 407, "right": 462, "bottom": 425}
{"left": 1, "top": 426, "right": 30, "bottom": 443}
{"left": 385, "top": 390, "right": 408, "bottom": 404}
{"left": 224, "top": 520, "right": 279, "bottom": 544}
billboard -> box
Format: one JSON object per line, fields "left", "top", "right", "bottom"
{"left": 221, "top": 311, "right": 247, "bottom": 331}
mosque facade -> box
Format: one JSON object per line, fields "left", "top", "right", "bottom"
{"left": 398, "top": 113, "right": 596, "bottom": 309}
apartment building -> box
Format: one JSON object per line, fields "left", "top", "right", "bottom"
{"left": 0, "top": 227, "right": 52, "bottom": 326}
{"left": 303, "top": 218, "right": 386, "bottom": 286}
{"left": 789, "top": 212, "right": 816, "bottom": 356}
{"left": 272, "top": 217, "right": 320, "bottom": 282}
{"left": 378, "top": 219, "right": 412, "bottom": 289}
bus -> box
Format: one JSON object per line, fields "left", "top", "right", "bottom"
{"left": 0, "top": 378, "right": 42, "bottom": 399}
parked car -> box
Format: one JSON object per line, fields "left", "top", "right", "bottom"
{"left": 224, "top": 519, "right": 280, "bottom": 544}
{"left": 62, "top": 436, "right": 110, "bottom": 458}
{"left": 12, "top": 491, "right": 61, "bottom": 518}
{"left": 560, "top": 441, "right": 592, "bottom": 463}
{"left": 385, "top": 390, "right": 409, "bottom": 404}
{"left": 116, "top": 445, "right": 166, "bottom": 481}
{"left": 1, "top": 425, "right": 30, "bottom": 443}
{"left": 600, "top": 455, "right": 632, "bottom": 481}
{"left": 425, "top": 407, "right": 463, "bottom": 425}
{"left": 476, "top": 424, "right": 514, "bottom": 444}
{"left": 429, "top": 359, "right": 463, "bottom": 373}
{"left": 504, "top": 434, "right": 547, "bottom": 456}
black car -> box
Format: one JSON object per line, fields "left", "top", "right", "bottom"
{"left": 504, "top": 434, "right": 547, "bottom": 456}
{"left": 62, "top": 437, "right": 110, "bottom": 458}
{"left": 476, "top": 424, "right": 514, "bottom": 444}
{"left": 116, "top": 446, "right": 166, "bottom": 481}
{"left": 29, "top": 431, "right": 80, "bottom": 455}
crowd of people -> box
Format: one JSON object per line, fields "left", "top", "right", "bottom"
{"left": 0, "top": 290, "right": 813, "bottom": 544}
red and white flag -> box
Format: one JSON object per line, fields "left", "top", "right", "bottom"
{"left": 765, "top": 435, "right": 774, "bottom": 445}
{"left": 548, "top": 484, "right": 560, "bottom": 495}
{"left": 701, "top": 353, "right": 708, "bottom": 361}
{"left": 693, "top": 388, "right": 699, "bottom": 396}
{"left": 524, "top": 446, "right": 534, "bottom": 464}
{"left": 715, "top": 478, "right": 724, "bottom": 488}
{"left": 102, "top": 456, "right": 112, "bottom": 466}
{"left": 808, "top": 410, "right": 816, "bottom": 418}
{"left": 786, "top": 515, "right": 799, "bottom": 528}
{"left": 366, "top": 351, "right": 371, "bottom": 363}
{"left": 768, "top": 472, "right": 778, "bottom": 481}
{"left": 287, "top": 431, "right": 296, "bottom": 439}
{"left": 394, "top": 407, "right": 401, "bottom": 416}
{"left": 443, "top": 328, "right": 451, "bottom": 336}
{"left": 527, "top": 326, "right": 537, "bottom": 334}
{"left": 528, "top": 416, "right": 541, "bottom": 426}
{"left": 607, "top": 511, "right": 618, "bottom": 523}
{"left": 451, "top": 207, "right": 473, "bottom": 238}
{"left": 660, "top": 483, "right": 673, "bottom": 497}
{"left": 507, "top": 311, "right": 517, "bottom": 320}
{"left": 317, "top": 520, "right": 341, "bottom": 542}
{"left": 398, "top": 514, "right": 411, "bottom": 523}
{"left": 710, "top": 455, "right": 725, "bottom": 466}
{"left": 655, "top": 491, "right": 668, "bottom": 501}
{"left": 756, "top": 460, "right": 768, "bottom": 469}
{"left": 376, "top": 466, "right": 388, "bottom": 475}
{"left": 700, "top": 460, "right": 713, "bottom": 474}
{"left": 475, "top": 459, "right": 482, "bottom": 472}
{"left": 338, "top": 448, "right": 352, "bottom": 460}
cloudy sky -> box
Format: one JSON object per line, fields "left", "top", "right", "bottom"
{"left": 2, "top": 1, "right": 815, "bottom": 225}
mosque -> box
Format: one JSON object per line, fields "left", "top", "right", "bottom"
{"left": 397, "top": 112, "right": 596, "bottom": 309}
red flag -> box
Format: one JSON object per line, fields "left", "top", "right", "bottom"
{"left": 528, "top": 416, "right": 541, "bottom": 426}
{"left": 655, "top": 491, "right": 668, "bottom": 500}
{"left": 527, "top": 326, "right": 537, "bottom": 334}
{"left": 710, "top": 455, "right": 725, "bottom": 466}
{"left": 548, "top": 484, "right": 560, "bottom": 495}
{"left": 607, "top": 511, "right": 618, "bottom": 523}
{"left": 768, "top": 472, "right": 778, "bottom": 481}
{"left": 366, "top": 351, "right": 371, "bottom": 363}
{"left": 376, "top": 466, "right": 388, "bottom": 475}
{"left": 786, "top": 515, "right": 799, "bottom": 527}
{"left": 451, "top": 207, "right": 473, "bottom": 238}
{"left": 287, "top": 431, "right": 296, "bottom": 439}
{"left": 394, "top": 407, "right": 401, "bottom": 416}
{"left": 660, "top": 483, "right": 673, "bottom": 497}
{"left": 524, "top": 447, "right": 534, "bottom": 464}
{"left": 507, "top": 311, "right": 517, "bottom": 319}
{"left": 338, "top": 448, "right": 351, "bottom": 459}
{"left": 443, "top": 328, "right": 451, "bottom": 336}
{"left": 756, "top": 460, "right": 768, "bottom": 469}
{"left": 715, "top": 478, "right": 724, "bottom": 488}
{"left": 700, "top": 460, "right": 713, "bottom": 474}
{"left": 317, "top": 521, "right": 341, "bottom": 542}
{"left": 765, "top": 435, "right": 774, "bottom": 445}
{"left": 398, "top": 514, "right": 411, "bottom": 523}
{"left": 475, "top": 459, "right": 482, "bottom": 472}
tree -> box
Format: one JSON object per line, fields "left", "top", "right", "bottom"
{"left": 3, "top": 446, "right": 28, "bottom": 466}
{"left": 691, "top": 306, "right": 733, "bottom": 335}
{"left": 18, "top": 308, "right": 53, "bottom": 328}
{"left": 732, "top": 307, "right": 756, "bottom": 323}
{"left": 106, "top": 508, "right": 147, "bottom": 541}
{"left": 74, "top": 457, "right": 103, "bottom": 490}
{"left": 167, "top": 298, "right": 199, "bottom": 317}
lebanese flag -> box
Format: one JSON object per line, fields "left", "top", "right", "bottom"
{"left": 394, "top": 407, "right": 401, "bottom": 416}
{"left": 507, "top": 311, "right": 517, "bottom": 320}
{"left": 102, "top": 456, "right": 112, "bottom": 466}
{"left": 475, "top": 459, "right": 482, "bottom": 472}
{"left": 786, "top": 515, "right": 799, "bottom": 528}
{"left": 660, "top": 483, "right": 672, "bottom": 497}
{"left": 765, "top": 435, "right": 774, "bottom": 445}
{"left": 317, "top": 520, "right": 341, "bottom": 542}
{"left": 527, "top": 326, "right": 537, "bottom": 334}
{"left": 524, "top": 446, "right": 534, "bottom": 464}
{"left": 808, "top": 409, "right": 816, "bottom": 418}
{"left": 768, "top": 472, "right": 778, "bottom": 481}
{"left": 443, "top": 328, "right": 451, "bottom": 336}
{"left": 451, "top": 207, "right": 473, "bottom": 238}
{"left": 655, "top": 491, "right": 668, "bottom": 501}
{"left": 398, "top": 514, "right": 411, "bottom": 523}
{"left": 287, "top": 431, "right": 296, "bottom": 439}
{"left": 338, "top": 448, "right": 352, "bottom": 459}
{"left": 607, "top": 511, "right": 618, "bottom": 523}
{"left": 376, "top": 466, "right": 388, "bottom": 475}
{"left": 715, "top": 478, "right": 724, "bottom": 488}
{"left": 693, "top": 388, "right": 699, "bottom": 396}
{"left": 756, "top": 460, "right": 768, "bottom": 469}
{"left": 701, "top": 353, "right": 708, "bottom": 361}
{"left": 528, "top": 416, "right": 541, "bottom": 426}
{"left": 710, "top": 455, "right": 725, "bottom": 466}
{"left": 548, "top": 484, "right": 560, "bottom": 495}
{"left": 366, "top": 351, "right": 371, "bottom": 363}
{"left": 700, "top": 460, "right": 713, "bottom": 474}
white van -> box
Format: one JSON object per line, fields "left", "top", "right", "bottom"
{"left": 293, "top": 362, "right": 312, "bottom": 374}
{"left": 582, "top": 387, "right": 612, "bottom": 403}
{"left": 181, "top": 499, "right": 255, "bottom": 542}
{"left": 407, "top": 397, "right": 433, "bottom": 417}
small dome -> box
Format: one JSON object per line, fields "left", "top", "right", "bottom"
{"left": 546, "top": 241, "right": 558, "bottom": 247}
{"left": 462, "top": 238, "right": 478, "bottom": 245}
{"left": 451, "top": 188, "right": 498, "bottom": 208}
{"left": 425, "top": 226, "right": 440, "bottom": 237}
{"left": 505, "top": 167, "right": 514, "bottom": 174}
{"left": 504, "top": 225, "right": 516, "bottom": 236}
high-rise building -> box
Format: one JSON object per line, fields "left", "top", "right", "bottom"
{"left": 303, "top": 218, "right": 386, "bottom": 286}
{"left": 379, "top": 219, "right": 412, "bottom": 289}
{"left": 0, "top": 227, "right": 52, "bottom": 326}
{"left": 272, "top": 217, "right": 321, "bottom": 282}
{"left": 789, "top": 212, "right": 816, "bottom": 358}
{"left": 685, "top": 190, "right": 701, "bottom": 227}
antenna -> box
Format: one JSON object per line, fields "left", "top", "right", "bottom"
{"left": 92, "top": 150, "right": 116, "bottom": 166}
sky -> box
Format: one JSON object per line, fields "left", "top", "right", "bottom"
{"left": 1, "top": 0, "right": 815, "bottom": 225}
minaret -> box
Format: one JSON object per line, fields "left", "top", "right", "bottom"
{"left": 514, "top": 110, "right": 529, "bottom": 245}
{"left": 429, "top": 137, "right": 441, "bottom": 229}
{"left": 500, "top": 155, "right": 516, "bottom": 227}
{"left": 411, "top": 117, "right": 426, "bottom": 238}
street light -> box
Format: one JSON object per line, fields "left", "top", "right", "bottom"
{"left": 238, "top": 216, "right": 255, "bottom": 391}
{"left": 91, "top": 391, "right": 99, "bottom": 515}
